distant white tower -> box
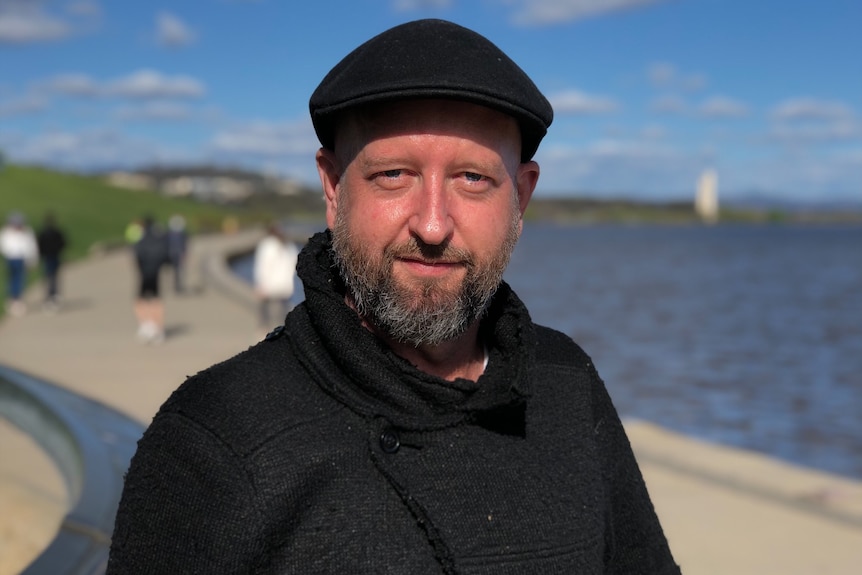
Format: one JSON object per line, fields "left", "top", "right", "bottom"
{"left": 695, "top": 168, "right": 719, "bottom": 224}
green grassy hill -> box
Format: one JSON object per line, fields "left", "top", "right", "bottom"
{"left": 0, "top": 164, "right": 265, "bottom": 317}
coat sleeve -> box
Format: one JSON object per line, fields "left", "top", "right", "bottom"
{"left": 588, "top": 369, "right": 682, "bottom": 575}
{"left": 107, "top": 412, "right": 267, "bottom": 574}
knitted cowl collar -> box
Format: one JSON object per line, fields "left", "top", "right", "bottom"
{"left": 290, "top": 230, "right": 535, "bottom": 431}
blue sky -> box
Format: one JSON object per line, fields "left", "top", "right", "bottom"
{"left": 1, "top": 0, "right": 860, "bottom": 203}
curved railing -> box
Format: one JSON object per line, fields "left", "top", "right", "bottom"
{"left": 0, "top": 364, "right": 144, "bottom": 575}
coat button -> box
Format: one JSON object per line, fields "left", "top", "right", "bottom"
{"left": 264, "top": 325, "right": 285, "bottom": 341}
{"left": 379, "top": 429, "right": 400, "bottom": 454}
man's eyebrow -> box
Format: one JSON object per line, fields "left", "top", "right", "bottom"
{"left": 451, "top": 159, "right": 511, "bottom": 182}
{"left": 458, "top": 159, "right": 503, "bottom": 174}
{"left": 357, "top": 155, "right": 408, "bottom": 170}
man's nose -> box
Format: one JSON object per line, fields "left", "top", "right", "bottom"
{"left": 408, "top": 179, "right": 454, "bottom": 246}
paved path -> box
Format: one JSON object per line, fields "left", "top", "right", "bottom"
{"left": 1, "top": 231, "right": 861, "bottom": 574}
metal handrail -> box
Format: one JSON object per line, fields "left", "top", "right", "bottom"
{"left": 0, "top": 364, "right": 144, "bottom": 575}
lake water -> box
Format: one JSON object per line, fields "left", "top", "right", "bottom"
{"left": 233, "top": 223, "right": 862, "bottom": 480}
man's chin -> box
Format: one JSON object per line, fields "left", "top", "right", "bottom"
{"left": 394, "top": 284, "right": 462, "bottom": 312}
{"left": 392, "top": 272, "right": 461, "bottom": 298}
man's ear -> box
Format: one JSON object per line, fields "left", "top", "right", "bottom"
{"left": 515, "top": 161, "right": 540, "bottom": 216}
{"left": 316, "top": 148, "right": 340, "bottom": 229}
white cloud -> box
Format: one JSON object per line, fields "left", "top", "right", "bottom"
{"left": 698, "top": 96, "right": 749, "bottom": 118}
{"left": 767, "top": 119, "right": 861, "bottom": 144}
{"left": 735, "top": 150, "right": 862, "bottom": 200}
{"left": 113, "top": 102, "right": 194, "bottom": 121}
{"left": 67, "top": 1, "right": 101, "bottom": 16}
{"left": 509, "top": 0, "right": 668, "bottom": 26}
{"left": 536, "top": 137, "right": 704, "bottom": 197}
{"left": 210, "top": 121, "right": 317, "bottom": 157}
{"left": 392, "top": 0, "right": 452, "bottom": 10}
{"left": 682, "top": 73, "right": 707, "bottom": 92}
{"left": 549, "top": 89, "right": 618, "bottom": 114}
{"left": 41, "top": 70, "right": 206, "bottom": 100}
{"left": 770, "top": 98, "right": 856, "bottom": 122}
{"left": 0, "top": 92, "right": 49, "bottom": 117}
{"left": 156, "top": 11, "right": 195, "bottom": 47}
{"left": 766, "top": 99, "right": 860, "bottom": 146}
{"left": 836, "top": 147, "right": 862, "bottom": 166}
{"left": 208, "top": 120, "right": 322, "bottom": 183}
{"left": 647, "top": 62, "right": 707, "bottom": 92}
{"left": 8, "top": 128, "right": 167, "bottom": 170}
{"left": 0, "top": 0, "right": 69, "bottom": 43}
{"left": 640, "top": 123, "right": 666, "bottom": 140}
{"left": 107, "top": 70, "right": 205, "bottom": 99}
{"left": 536, "top": 123, "right": 861, "bottom": 200}
{"left": 647, "top": 62, "right": 675, "bottom": 87}
{"left": 585, "top": 138, "right": 676, "bottom": 159}
{"left": 46, "top": 73, "right": 101, "bottom": 96}
{"left": 650, "top": 95, "right": 686, "bottom": 114}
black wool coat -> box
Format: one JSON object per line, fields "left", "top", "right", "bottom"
{"left": 107, "top": 231, "right": 680, "bottom": 575}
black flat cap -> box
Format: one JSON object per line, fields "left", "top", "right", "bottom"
{"left": 309, "top": 19, "right": 553, "bottom": 162}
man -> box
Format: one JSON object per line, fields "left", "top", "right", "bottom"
{"left": 132, "top": 215, "right": 170, "bottom": 344}
{"left": 166, "top": 214, "right": 189, "bottom": 294}
{"left": 36, "top": 212, "right": 67, "bottom": 311}
{"left": 108, "top": 19, "right": 680, "bottom": 574}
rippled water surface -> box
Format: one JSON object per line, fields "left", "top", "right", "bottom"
{"left": 507, "top": 223, "right": 862, "bottom": 480}
{"left": 235, "top": 224, "right": 862, "bottom": 479}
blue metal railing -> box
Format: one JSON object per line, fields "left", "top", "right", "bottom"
{"left": 0, "top": 364, "right": 144, "bottom": 575}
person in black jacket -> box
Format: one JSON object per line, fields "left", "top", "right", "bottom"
{"left": 108, "top": 19, "right": 681, "bottom": 574}
{"left": 36, "top": 212, "right": 67, "bottom": 311}
{"left": 167, "top": 214, "right": 188, "bottom": 294}
{"left": 132, "top": 215, "right": 170, "bottom": 344}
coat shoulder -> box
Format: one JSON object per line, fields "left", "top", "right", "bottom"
{"left": 154, "top": 337, "right": 343, "bottom": 456}
{"left": 533, "top": 324, "right": 595, "bottom": 371}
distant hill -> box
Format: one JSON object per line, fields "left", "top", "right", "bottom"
{"left": 0, "top": 164, "right": 274, "bottom": 317}
{"left": 525, "top": 195, "right": 862, "bottom": 225}
{"left": 0, "top": 164, "right": 270, "bottom": 253}
{"left": 722, "top": 192, "right": 862, "bottom": 214}
{"left": 525, "top": 197, "right": 697, "bottom": 224}
{"left": 103, "top": 164, "right": 327, "bottom": 219}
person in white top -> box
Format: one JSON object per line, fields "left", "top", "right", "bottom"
{"left": 1, "top": 212, "right": 39, "bottom": 316}
{"left": 253, "top": 223, "right": 299, "bottom": 331}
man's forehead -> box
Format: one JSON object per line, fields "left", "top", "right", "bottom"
{"left": 334, "top": 100, "right": 521, "bottom": 164}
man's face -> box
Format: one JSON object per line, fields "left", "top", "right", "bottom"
{"left": 318, "top": 100, "right": 539, "bottom": 347}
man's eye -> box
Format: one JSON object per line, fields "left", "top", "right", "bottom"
{"left": 381, "top": 169, "right": 402, "bottom": 178}
{"left": 464, "top": 172, "right": 485, "bottom": 182}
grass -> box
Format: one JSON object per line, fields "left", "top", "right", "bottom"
{"left": 0, "top": 164, "right": 268, "bottom": 317}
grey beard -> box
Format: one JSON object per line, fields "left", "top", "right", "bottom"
{"left": 331, "top": 201, "right": 520, "bottom": 348}
{"left": 354, "top": 268, "right": 490, "bottom": 347}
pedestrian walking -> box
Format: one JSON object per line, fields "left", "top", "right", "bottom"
{"left": 1, "top": 211, "right": 38, "bottom": 317}
{"left": 167, "top": 214, "right": 188, "bottom": 294}
{"left": 253, "top": 222, "right": 298, "bottom": 333}
{"left": 132, "top": 216, "right": 170, "bottom": 344}
{"left": 36, "top": 212, "right": 67, "bottom": 311}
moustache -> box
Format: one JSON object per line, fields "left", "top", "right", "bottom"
{"left": 385, "top": 238, "right": 474, "bottom": 267}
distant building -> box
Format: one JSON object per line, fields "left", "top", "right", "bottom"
{"left": 104, "top": 166, "right": 315, "bottom": 204}
{"left": 695, "top": 168, "right": 719, "bottom": 224}
{"left": 161, "top": 175, "right": 254, "bottom": 203}
{"left": 106, "top": 171, "right": 155, "bottom": 191}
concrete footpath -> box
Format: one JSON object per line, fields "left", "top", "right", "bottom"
{"left": 1, "top": 231, "right": 861, "bottom": 574}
